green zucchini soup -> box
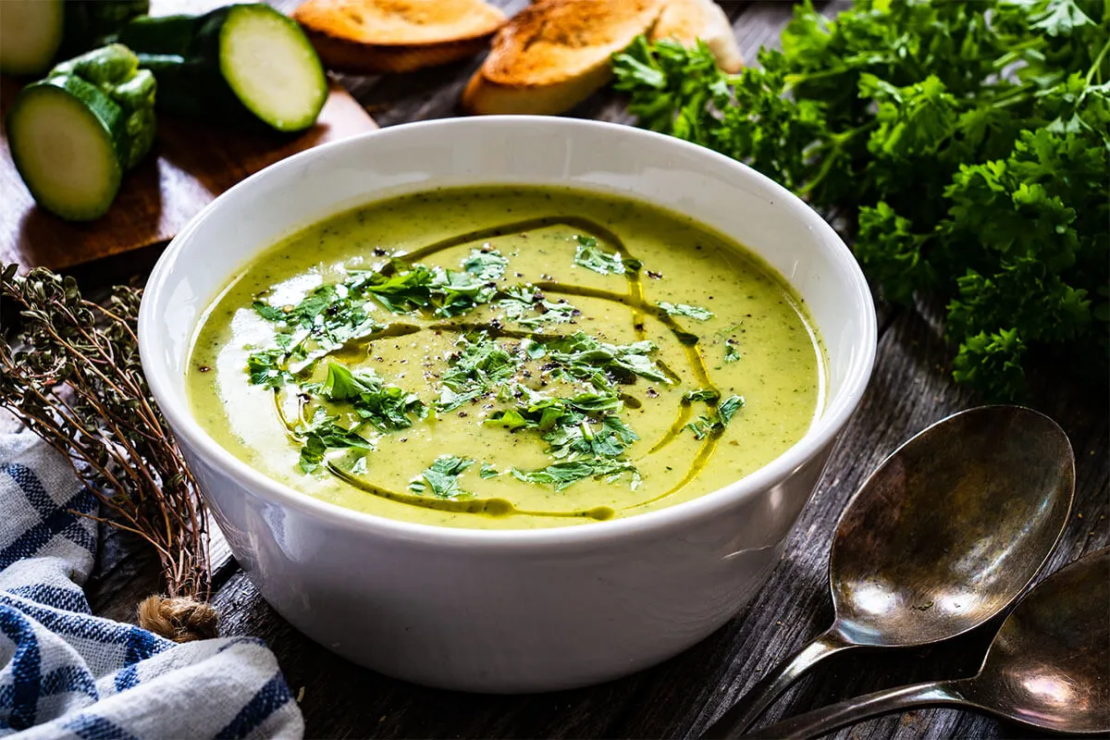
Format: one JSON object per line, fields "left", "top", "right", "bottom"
{"left": 186, "top": 186, "right": 825, "bottom": 529}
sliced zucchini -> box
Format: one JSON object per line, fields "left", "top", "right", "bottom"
{"left": 0, "top": 0, "right": 65, "bottom": 77}
{"left": 220, "top": 4, "right": 328, "bottom": 132}
{"left": 119, "top": 4, "right": 327, "bottom": 133}
{"left": 7, "top": 81, "right": 123, "bottom": 221}
{"left": 7, "top": 44, "right": 157, "bottom": 221}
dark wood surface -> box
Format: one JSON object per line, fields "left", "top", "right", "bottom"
{"left": 49, "top": 1, "right": 1110, "bottom": 738}
{"left": 0, "top": 0, "right": 377, "bottom": 270}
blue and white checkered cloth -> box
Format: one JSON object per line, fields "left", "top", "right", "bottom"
{"left": 0, "top": 427, "right": 304, "bottom": 739}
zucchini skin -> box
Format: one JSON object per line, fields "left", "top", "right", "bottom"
{"left": 60, "top": 0, "right": 151, "bottom": 58}
{"left": 7, "top": 44, "right": 157, "bottom": 220}
{"left": 47, "top": 44, "right": 157, "bottom": 169}
{"left": 118, "top": 5, "right": 326, "bottom": 132}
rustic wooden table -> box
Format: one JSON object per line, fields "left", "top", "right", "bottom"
{"left": 51, "top": 1, "right": 1110, "bottom": 738}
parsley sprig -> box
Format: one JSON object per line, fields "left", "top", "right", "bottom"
{"left": 613, "top": 0, "right": 1110, "bottom": 400}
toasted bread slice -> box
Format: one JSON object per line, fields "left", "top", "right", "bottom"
{"left": 462, "top": 0, "right": 664, "bottom": 116}
{"left": 652, "top": 0, "right": 743, "bottom": 72}
{"left": 292, "top": 0, "right": 507, "bottom": 74}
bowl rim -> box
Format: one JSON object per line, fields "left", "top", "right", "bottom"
{"left": 139, "top": 116, "right": 877, "bottom": 548}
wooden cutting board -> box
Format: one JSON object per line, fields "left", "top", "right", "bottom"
{"left": 0, "top": 3, "right": 377, "bottom": 270}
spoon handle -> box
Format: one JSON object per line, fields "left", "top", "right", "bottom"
{"left": 702, "top": 628, "right": 856, "bottom": 738}
{"left": 743, "top": 681, "right": 965, "bottom": 739}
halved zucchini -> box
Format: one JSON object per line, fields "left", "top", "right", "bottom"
{"left": 7, "top": 44, "right": 156, "bottom": 221}
{"left": 7, "top": 80, "right": 124, "bottom": 221}
{"left": 119, "top": 4, "right": 327, "bottom": 132}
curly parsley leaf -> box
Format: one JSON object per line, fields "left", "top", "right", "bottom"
{"left": 613, "top": 0, "right": 1110, "bottom": 400}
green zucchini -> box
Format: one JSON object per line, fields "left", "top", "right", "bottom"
{"left": 7, "top": 44, "right": 157, "bottom": 221}
{"left": 0, "top": 0, "right": 65, "bottom": 76}
{"left": 119, "top": 4, "right": 327, "bottom": 132}
{"left": 0, "top": 0, "right": 149, "bottom": 77}
{"left": 60, "top": 1, "right": 151, "bottom": 58}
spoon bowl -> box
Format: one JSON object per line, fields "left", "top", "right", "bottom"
{"left": 961, "top": 547, "right": 1110, "bottom": 734}
{"left": 750, "top": 548, "right": 1110, "bottom": 738}
{"left": 832, "top": 405, "right": 1075, "bottom": 646}
{"left": 704, "top": 406, "right": 1074, "bottom": 738}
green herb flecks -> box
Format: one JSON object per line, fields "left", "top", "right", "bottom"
{"left": 409, "top": 455, "right": 475, "bottom": 498}
{"left": 487, "top": 386, "right": 641, "bottom": 491}
{"left": 437, "top": 333, "right": 520, "bottom": 411}
{"left": 297, "top": 408, "right": 376, "bottom": 474}
{"left": 573, "top": 234, "right": 626, "bottom": 275}
{"left": 531, "top": 331, "right": 672, "bottom": 390}
{"left": 247, "top": 349, "right": 293, "bottom": 389}
{"left": 497, "top": 286, "right": 580, "bottom": 329}
{"left": 658, "top": 301, "right": 714, "bottom": 321}
{"left": 462, "top": 248, "right": 509, "bottom": 280}
{"left": 250, "top": 281, "right": 379, "bottom": 375}
{"left": 685, "top": 393, "right": 744, "bottom": 440}
{"left": 318, "top": 362, "right": 426, "bottom": 431}
{"left": 511, "top": 459, "right": 640, "bottom": 492}
{"left": 724, "top": 341, "right": 741, "bottom": 363}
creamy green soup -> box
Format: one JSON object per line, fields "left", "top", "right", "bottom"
{"left": 187, "top": 186, "right": 825, "bottom": 529}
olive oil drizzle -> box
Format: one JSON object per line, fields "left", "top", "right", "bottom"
{"left": 271, "top": 217, "right": 729, "bottom": 520}
{"left": 328, "top": 463, "right": 615, "bottom": 521}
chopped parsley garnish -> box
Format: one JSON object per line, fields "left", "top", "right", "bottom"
{"left": 436, "top": 334, "right": 519, "bottom": 411}
{"left": 250, "top": 282, "right": 379, "bottom": 374}
{"left": 462, "top": 249, "right": 509, "bottom": 280}
{"left": 296, "top": 409, "right": 376, "bottom": 474}
{"left": 487, "top": 386, "right": 641, "bottom": 491}
{"left": 244, "top": 234, "right": 740, "bottom": 499}
{"left": 497, "top": 286, "right": 579, "bottom": 328}
{"left": 724, "top": 341, "right": 741, "bottom": 363}
{"left": 685, "top": 394, "right": 745, "bottom": 439}
{"left": 658, "top": 302, "right": 714, "bottom": 321}
{"left": 247, "top": 349, "right": 293, "bottom": 389}
{"left": 511, "top": 459, "right": 640, "bottom": 492}
{"left": 319, "top": 362, "right": 426, "bottom": 431}
{"left": 573, "top": 235, "right": 626, "bottom": 275}
{"left": 409, "top": 455, "right": 474, "bottom": 499}
{"left": 532, "top": 331, "right": 671, "bottom": 389}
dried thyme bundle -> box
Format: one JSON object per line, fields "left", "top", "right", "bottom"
{"left": 0, "top": 265, "right": 215, "bottom": 641}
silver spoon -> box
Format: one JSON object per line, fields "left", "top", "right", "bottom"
{"left": 703, "top": 406, "right": 1074, "bottom": 738}
{"left": 749, "top": 548, "right": 1110, "bottom": 738}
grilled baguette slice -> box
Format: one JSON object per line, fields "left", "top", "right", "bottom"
{"left": 651, "top": 0, "right": 743, "bottom": 72}
{"left": 292, "top": 0, "right": 506, "bottom": 74}
{"left": 462, "top": 0, "right": 664, "bottom": 116}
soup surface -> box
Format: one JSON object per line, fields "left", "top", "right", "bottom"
{"left": 187, "top": 186, "right": 824, "bottom": 529}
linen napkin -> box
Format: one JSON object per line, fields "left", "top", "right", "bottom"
{"left": 0, "top": 426, "right": 305, "bottom": 739}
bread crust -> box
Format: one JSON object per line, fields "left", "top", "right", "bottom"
{"left": 651, "top": 0, "right": 743, "bottom": 73}
{"left": 292, "top": 0, "right": 507, "bottom": 74}
{"left": 462, "top": 0, "right": 664, "bottom": 116}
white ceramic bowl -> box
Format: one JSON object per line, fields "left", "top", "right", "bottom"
{"left": 139, "top": 117, "right": 876, "bottom": 693}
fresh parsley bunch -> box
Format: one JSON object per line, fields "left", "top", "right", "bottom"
{"left": 613, "top": 0, "right": 1109, "bottom": 400}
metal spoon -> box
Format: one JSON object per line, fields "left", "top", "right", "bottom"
{"left": 703, "top": 406, "right": 1074, "bottom": 738}
{"left": 748, "top": 548, "right": 1110, "bottom": 738}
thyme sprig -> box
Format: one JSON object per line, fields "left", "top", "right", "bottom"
{"left": 0, "top": 265, "right": 213, "bottom": 640}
